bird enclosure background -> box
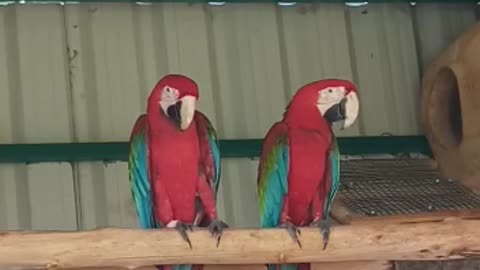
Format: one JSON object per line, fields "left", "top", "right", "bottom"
{"left": 0, "top": 2, "right": 477, "bottom": 231}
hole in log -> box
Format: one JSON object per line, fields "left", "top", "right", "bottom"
{"left": 429, "top": 67, "right": 463, "bottom": 148}
{"left": 420, "top": 249, "right": 430, "bottom": 253}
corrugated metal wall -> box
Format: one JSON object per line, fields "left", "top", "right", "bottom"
{"left": 0, "top": 2, "right": 477, "bottom": 230}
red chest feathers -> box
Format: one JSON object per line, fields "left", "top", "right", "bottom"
{"left": 287, "top": 129, "right": 331, "bottom": 205}
{"left": 149, "top": 122, "right": 200, "bottom": 190}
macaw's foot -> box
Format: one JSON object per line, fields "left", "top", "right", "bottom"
{"left": 310, "top": 218, "right": 331, "bottom": 250}
{"left": 167, "top": 220, "right": 194, "bottom": 249}
{"left": 279, "top": 221, "right": 302, "bottom": 248}
{"left": 208, "top": 219, "right": 229, "bottom": 247}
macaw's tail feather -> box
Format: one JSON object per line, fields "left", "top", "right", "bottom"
{"left": 267, "top": 263, "right": 312, "bottom": 270}
{"left": 155, "top": 265, "right": 193, "bottom": 270}
{"left": 172, "top": 265, "right": 194, "bottom": 270}
{"left": 267, "top": 264, "right": 301, "bottom": 270}
{"left": 282, "top": 264, "right": 299, "bottom": 270}
{"left": 298, "top": 263, "right": 311, "bottom": 270}
{"left": 155, "top": 262, "right": 202, "bottom": 270}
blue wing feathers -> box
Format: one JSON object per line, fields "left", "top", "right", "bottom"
{"left": 260, "top": 143, "right": 289, "bottom": 228}
{"left": 258, "top": 124, "right": 289, "bottom": 229}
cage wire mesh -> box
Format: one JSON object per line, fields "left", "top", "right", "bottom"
{"left": 339, "top": 159, "right": 480, "bottom": 217}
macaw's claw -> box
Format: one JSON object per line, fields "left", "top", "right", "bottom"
{"left": 280, "top": 221, "right": 302, "bottom": 248}
{"left": 208, "top": 219, "right": 229, "bottom": 247}
{"left": 175, "top": 221, "right": 194, "bottom": 249}
{"left": 310, "top": 218, "right": 331, "bottom": 250}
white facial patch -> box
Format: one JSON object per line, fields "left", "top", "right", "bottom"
{"left": 159, "top": 86, "right": 180, "bottom": 114}
{"left": 317, "top": 86, "right": 346, "bottom": 115}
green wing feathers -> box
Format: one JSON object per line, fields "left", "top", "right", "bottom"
{"left": 194, "top": 111, "right": 221, "bottom": 201}
{"left": 323, "top": 134, "right": 341, "bottom": 220}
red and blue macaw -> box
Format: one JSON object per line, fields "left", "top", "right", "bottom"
{"left": 128, "top": 74, "right": 227, "bottom": 270}
{"left": 257, "top": 79, "right": 360, "bottom": 270}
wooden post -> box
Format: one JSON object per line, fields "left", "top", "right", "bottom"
{"left": 0, "top": 218, "right": 479, "bottom": 269}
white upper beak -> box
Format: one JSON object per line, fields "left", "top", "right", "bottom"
{"left": 342, "top": 91, "right": 360, "bottom": 129}
{"left": 180, "top": 95, "right": 196, "bottom": 130}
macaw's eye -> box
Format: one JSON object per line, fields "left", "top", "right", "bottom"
{"left": 328, "top": 89, "right": 333, "bottom": 93}
{"left": 165, "top": 87, "right": 171, "bottom": 93}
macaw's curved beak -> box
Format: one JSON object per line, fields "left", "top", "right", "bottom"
{"left": 166, "top": 95, "right": 196, "bottom": 131}
{"left": 323, "top": 91, "right": 359, "bottom": 129}
{"left": 342, "top": 91, "right": 359, "bottom": 129}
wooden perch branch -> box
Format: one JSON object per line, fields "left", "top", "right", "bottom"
{"left": 53, "top": 261, "right": 393, "bottom": 270}
{"left": 0, "top": 218, "right": 479, "bottom": 269}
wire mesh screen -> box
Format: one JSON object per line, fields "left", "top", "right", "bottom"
{"left": 339, "top": 159, "right": 480, "bottom": 217}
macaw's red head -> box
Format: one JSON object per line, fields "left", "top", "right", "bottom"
{"left": 147, "top": 74, "right": 199, "bottom": 131}
{"left": 286, "top": 78, "right": 360, "bottom": 130}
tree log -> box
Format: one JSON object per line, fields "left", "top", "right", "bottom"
{"left": 0, "top": 219, "right": 479, "bottom": 269}
{"left": 39, "top": 262, "right": 392, "bottom": 270}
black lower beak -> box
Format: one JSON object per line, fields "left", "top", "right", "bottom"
{"left": 166, "top": 101, "right": 182, "bottom": 128}
{"left": 324, "top": 97, "right": 347, "bottom": 124}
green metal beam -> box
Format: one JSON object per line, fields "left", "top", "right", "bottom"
{"left": 0, "top": 136, "right": 431, "bottom": 164}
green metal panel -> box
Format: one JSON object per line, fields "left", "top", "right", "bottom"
{"left": 0, "top": 136, "right": 431, "bottom": 163}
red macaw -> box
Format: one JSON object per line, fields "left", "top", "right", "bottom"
{"left": 257, "top": 79, "right": 360, "bottom": 270}
{"left": 128, "top": 74, "right": 227, "bottom": 270}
